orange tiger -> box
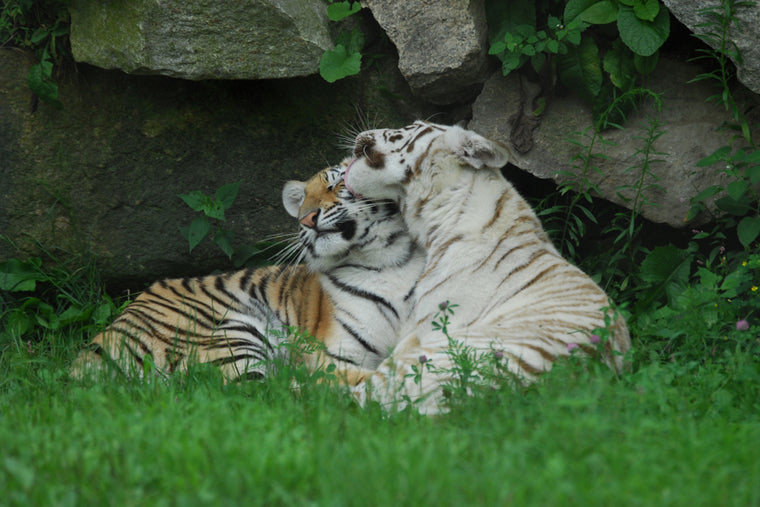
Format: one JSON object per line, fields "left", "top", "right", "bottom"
{"left": 71, "top": 161, "right": 425, "bottom": 382}
{"left": 343, "top": 121, "right": 631, "bottom": 413}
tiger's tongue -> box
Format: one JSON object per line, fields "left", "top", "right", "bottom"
{"left": 343, "top": 158, "right": 363, "bottom": 198}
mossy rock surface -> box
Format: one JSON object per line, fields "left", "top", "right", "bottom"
{"left": 0, "top": 49, "right": 445, "bottom": 287}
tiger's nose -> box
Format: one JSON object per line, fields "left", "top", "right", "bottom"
{"left": 300, "top": 211, "right": 318, "bottom": 228}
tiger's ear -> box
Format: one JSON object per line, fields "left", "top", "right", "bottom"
{"left": 282, "top": 181, "right": 306, "bottom": 218}
{"left": 446, "top": 127, "right": 509, "bottom": 169}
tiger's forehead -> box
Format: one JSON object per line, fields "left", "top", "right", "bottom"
{"left": 376, "top": 121, "right": 446, "bottom": 148}
{"left": 300, "top": 163, "right": 347, "bottom": 211}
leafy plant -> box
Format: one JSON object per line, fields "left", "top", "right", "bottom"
{"left": 0, "top": 239, "right": 121, "bottom": 365}
{"left": 686, "top": 0, "right": 760, "bottom": 250}
{"left": 178, "top": 182, "right": 240, "bottom": 259}
{"left": 486, "top": 0, "right": 667, "bottom": 122}
{"left": 1, "top": 0, "right": 70, "bottom": 108}
{"left": 320, "top": 1, "right": 364, "bottom": 83}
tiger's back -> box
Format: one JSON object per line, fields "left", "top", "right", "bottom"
{"left": 72, "top": 162, "right": 424, "bottom": 381}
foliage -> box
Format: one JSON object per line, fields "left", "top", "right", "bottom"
{"left": 178, "top": 182, "right": 240, "bottom": 259}
{"left": 0, "top": 0, "right": 70, "bottom": 108}
{"left": 686, "top": 0, "right": 760, "bottom": 250}
{"left": 486, "top": 0, "right": 666, "bottom": 122}
{"left": 320, "top": 1, "right": 364, "bottom": 83}
{"left": 0, "top": 239, "right": 122, "bottom": 368}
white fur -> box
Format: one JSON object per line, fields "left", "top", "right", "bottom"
{"left": 345, "top": 122, "right": 630, "bottom": 414}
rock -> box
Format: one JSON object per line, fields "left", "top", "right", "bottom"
{"left": 662, "top": 0, "right": 760, "bottom": 94}
{"left": 362, "top": 0, "right": 492, "bottom": 104}
{"left": 469, "top": 58, "right": 760, "bottom": 228}
{"left": 68, "top": 0, "right": 333, "bottom": 80}
{"left": 0, "top": 49, "right": 444, "bottom": 287}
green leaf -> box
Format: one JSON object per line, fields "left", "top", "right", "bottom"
{"left": 320, "top": 44, "right": 362, "bottom": 83}
{"left": 727, "top": 180, "right": 748, "bottom": 201}
{"left": 738, "top": 216, "right": 760, "bottom": 248}
{"left": 634, "top": 51, "right": 659, "bottom": 74}
{"left": 558, "top": 35, "right": 602, "bottom": 103}
{"left": 696, "top": 146, "right": 731, "bottom": 167}
{"left": 26, "top": 61, "right": 62, "bottom": 109}
{"left": 213, "top": 228, "right": 235, "bottom": 259}
{"left": 639, "top": 245, "right": 692, "bottom": 306}
{"left": 185, "top": 217, "right": 211, "bottom": 253}
{"left": 0, "top": 258, "right": 44, "bottom": 292}
{"left": 715, "top": 195, "right": 751, "bottom": 216}
{"left": 215, "top": 182, "right": 240, "bottom": 210}
{"left": 603, "top": 39, "right": 636, "bottom": 90}
{"left": 565, "top": 0, "right": 618, "bottom": 26}
{"left": 633, "top": 0, "right": 659, "bottom": 22}
{"left": 746, "top": 165, "right": 760, "bottom": 184}
{"left": 326, "top": 1, "right": 361, "bottom": 21}
{"left": 178, "top": 191, "right": 207, "bottom": 211}
{"left": 617, "top": 5, "right": 669, "bottom": 56}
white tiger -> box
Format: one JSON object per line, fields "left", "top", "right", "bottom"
{"left": 343, "top": 121, "right": 631, "bottom": 414}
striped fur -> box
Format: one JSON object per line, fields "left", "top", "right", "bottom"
{"left": 344, "top": 121, "right": 631, "bottom": 413}
{"left": 71, "top": 162, "right": 424, "bottom": 382}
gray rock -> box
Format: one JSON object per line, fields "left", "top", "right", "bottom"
{"left": 662, "top": 0, "right": 760, "bottom": 94}
{"left": 68, "top": 0, "right": 333, "bottom": 80}
{"left": 0, "top": 49, "right": 435, "bottom": 285}
{"left": 469, "top": 58, "right": 760, "bottom": 227}
{"left": 362, "top": 0, "right": 492, "bottom": 104}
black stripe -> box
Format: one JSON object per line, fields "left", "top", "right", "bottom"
{"left": 335, "top": 318, "right": 381, "bottom": 355}
{"left": 327, "top": 274, "right": 399, "bottom": 318}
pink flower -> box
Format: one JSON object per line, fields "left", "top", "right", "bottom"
{"left": 419, "top": 355, "right": 429, "bottom": 364}
{"left": 567, "top": 343, "right": 579, "bottom": 352}
{"left": 589, "top": 334, "right": 601, "bottom": 345}
{"left": 493, "top": 350, "right": 504, "bottom": 360}
{"left": 736, "top": 319, "right": 750, "bottom": 331}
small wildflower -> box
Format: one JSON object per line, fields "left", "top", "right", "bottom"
{"left": 26, "top": 340, "right": 33, "bottom": 355}
{"left": 752, "top": 286, "right": 758, "bottom": 292}
{"left": 567, "top": 343, "right": 579, "bottom": 352}
{"left": 418, "top": 355, "right": 428, "bottom": 364}
{"left": 493, "top": 350, "right": 504, "bottom": 360}
{"left": 438, "top": 301, "right": 449, "bottom": 311}
{"left": 589, "top": 334, "right": 601, "bottom": 345}
{"left": 736, "top": 319, "right": 750, "bottom": 331}
{"left": 720, "top": 246, "right": 726, "bottom": 254}
{"left": 742, "top": 261, "right": 748, "bottom": 266}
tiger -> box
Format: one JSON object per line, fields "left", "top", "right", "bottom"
{"left": 342, "top": 120, "right": 631, "bottom": 414}
{"left": 71, "top": 161, "right": 425, "bottom": 382}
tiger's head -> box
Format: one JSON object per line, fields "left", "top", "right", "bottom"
{"left": 344, "top": 120, "right": 509, "bottom": 204}
{"left": 282, "top": 160, "right": 412, "bottom": 272}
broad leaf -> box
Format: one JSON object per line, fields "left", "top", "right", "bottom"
{"left": 558, "top": 35, "right": 602, "bottom": 103}
{"left": 696, "top": 146, "right": 731, "bottom": 167}
{"left": 0, "top": 258, "right": 44, "bottom": 292}
{"left": 617, "top": 5, "right": 669, "bottom": 56}
{"left": 738, "top": 216, "right": 760, "bottom": 248}
{"left": 320, "top": 44, "right": 362, "bottom": 83}
{"left": 727, "top": 180, "right": 748, "bottom": 201}
{"left": 184, "top": 217, "right": 211, "bottom": 253}
{"left": 565, "top": 0, "right": 618, "bottom": 26}
{"left": 178, "top": 191, "right": 207, "bottom": 211}
{"left": 603, "top": 39, "right": 636, "bottom": 90}
{"left": 214, "top": 228, "right": 235, "bottom": 259}
{"left": 215, "top": 182, "right": 240, "bottom": 210}
{"left": 633, "top": 0, "right": 659, "bottom": 21}
{"left": 326, "top": 1, "right": 361, "bottom": 21}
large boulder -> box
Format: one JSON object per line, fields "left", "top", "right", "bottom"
{"left": 662, "top": 0, "right": 760, "bottom": 94}
{"left": 68, "top": 0, "right": 333, "bottom": 80}
{"left": 362, "top": 0, "right": 492, "bottom": 104}
{"left": 469, "top": 58, "right": 760, "bottom": 227}
{"left": 0, "top": 49, "right": 442, "bottom": 287}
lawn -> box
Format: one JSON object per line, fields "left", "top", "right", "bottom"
{"left": 2, "top": 336, "right": 759, "bottom": 506}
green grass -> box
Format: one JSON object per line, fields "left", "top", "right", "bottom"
{"left": 2, "top": 331, "right": 759, "bottom": 506}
